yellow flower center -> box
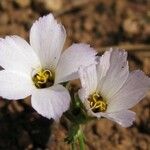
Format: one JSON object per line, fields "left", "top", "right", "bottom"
{"left": 32, "top": 69, "right": 54, "bottom": 88}
{"left": 88, "top": 92, "right": 107, "bottom": 113}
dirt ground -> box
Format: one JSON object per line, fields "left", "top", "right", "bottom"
{"left": 0, "top": 0, "right": 150, "bottom": 149}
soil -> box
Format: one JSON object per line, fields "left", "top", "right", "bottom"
{"left": 0, "top": 0, "right": 150, "bottom": 150}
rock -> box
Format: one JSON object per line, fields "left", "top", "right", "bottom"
{"left": 83, "top": 18, "right": 94, "bottom": 31}
{"left": 123, "top": 18, "right": 141, "bottom": 36}
{"left": 0, "top": 0, "right": 12, "bottom": 10}
{"left": 143, "top": 24, "right": 150, "bottom": 35}
{"left": 14, "top": 0, "right": 30, "bottom": 8}
{"left": 43, "top": 0, "right": 63, "bottom": 11}
{"left": 0, "top": 13, "right": 9, "bottom": 25}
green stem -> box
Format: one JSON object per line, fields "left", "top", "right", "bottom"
{"left": 71, "top": 142, "right": 76, "bottom": 150}
{"left": 78, "top": 127, "right": 85, "bottom": 150}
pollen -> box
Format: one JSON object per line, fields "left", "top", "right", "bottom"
{"left": 32, "top": 69, "right": 54, "bottom": 88}
{"left": 88, "top": 92, "right": 107, "bottom": 113}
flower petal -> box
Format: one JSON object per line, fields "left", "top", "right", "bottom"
{"left": 55, "top": 43, "right": 97, "bottom": 83}
{"left": 0, "top": 70, "right": 34, "bottom": 99}
{"left": 103, "top": 110, "right": 136, "bottom": 127}
{"left": 0, "top": 36, "right": 40, "bottom": 74}
{"left": 96, "top": 49, "right": 111, "bottom": 83}
{"left": 97, "top": 49, "right": 129, "bottom": 100}
{"left": 78, "top": 64, "right": 97, "bottom": 102}
{"left": 31, "top": 84, "right": 70, "bottom": 120}
{"left": 107, "top": 70, "right": 150, "bottom": 112}
{"left": 30, "top": 14, "right": 66, "bottom": 69}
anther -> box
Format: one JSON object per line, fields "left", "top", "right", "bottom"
{"left": 88, "top": 92, "right": 107, "bottom": 113}
{"left": 32, "top": 69, "right": 54, "bottom": 88}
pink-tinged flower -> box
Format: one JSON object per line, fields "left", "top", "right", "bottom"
{"left": 0, "top": 14, "right": 96, "bottom": 120}
{"left": 79, "top": 49, "right": 150, "bottom": 127}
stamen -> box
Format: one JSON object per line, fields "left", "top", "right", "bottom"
{"left": 32, "top": 69, "right": 54, "bottom": 88}
{"left": 88, "top": 92, "right": 107, "bottom": 113}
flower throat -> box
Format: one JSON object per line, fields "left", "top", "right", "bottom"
{"left": 32, "top": 69, "right": 54, "bottom": 88}
{"left": 88, "top": 92, "right": 107, "bottom": 113}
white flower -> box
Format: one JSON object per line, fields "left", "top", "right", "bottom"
{"left": 0, "top": 14, "right": 96, "bottom": 120}
{"left": 79, "top": 49, "right": 150, "bottom": 127}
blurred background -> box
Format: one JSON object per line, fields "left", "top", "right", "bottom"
{"left": 0, "top": 0, "right": 150, "bottom": 149}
